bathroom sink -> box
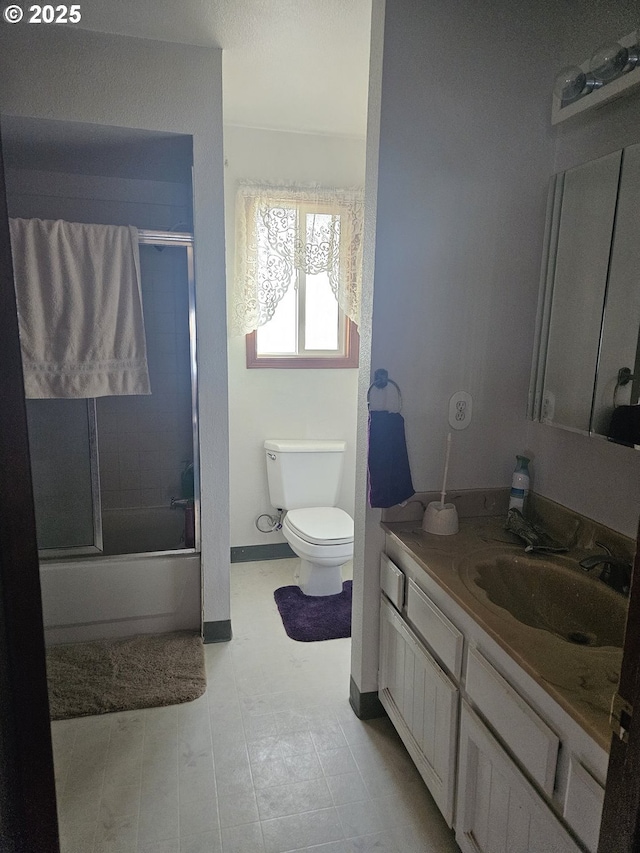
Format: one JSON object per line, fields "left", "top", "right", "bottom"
{"left": 459, "top": 549, "right": 627, "bottom": 648}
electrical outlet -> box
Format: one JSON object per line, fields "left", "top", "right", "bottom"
{"left": 449, "top": 391, "right": 472, "bottom": 430}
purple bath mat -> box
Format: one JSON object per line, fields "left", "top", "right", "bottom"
{"left": 274, "top": 581, "right": 352, "bottom": 642}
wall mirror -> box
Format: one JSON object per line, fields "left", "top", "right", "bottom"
{"left": 529, "top": 142, "right": 640, "bottom": 448}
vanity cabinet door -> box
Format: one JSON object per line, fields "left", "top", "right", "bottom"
{"left": 563, "top": 757, "right": 604, "bottom": 853}
{"left": 379, "top": 595, "right": 458, "bottom": 826}
{"left": 456, "top": 702, "right": 583, "bottom": 853}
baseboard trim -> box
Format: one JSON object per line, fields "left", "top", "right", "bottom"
{"left": 349, "top": 676, "right": 387, "bottom": 720}
{"left": 231, "top": 543, "right": 296, "bottom": 563}
{"left": 203, "top": 620, "right": 232, "bottom": 643}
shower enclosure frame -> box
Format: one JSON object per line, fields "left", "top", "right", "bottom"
{"left": 37, "top": 228, "right": 201, "bottom": 559}
{"left": 137, "top": 228, "right": 201, "bottom": 555}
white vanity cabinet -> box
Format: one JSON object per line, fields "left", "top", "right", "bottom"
{"left": 379, "top": 538, "right": 609, "bottom": 853}
{"left": 456, "top": 702, "right": 583, "bottom": 853}
{"left": 379, "top": 594, "right": 459, "bottom": 825}
{"left": 563, "top": 758, "right": 605, "bottom": 853}
{"left": 465, "top": 646, "right": 559, "bottom": 797}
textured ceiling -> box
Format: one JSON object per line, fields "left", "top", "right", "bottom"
{"left": 76, "top": 0, "right": 372, "bottom": 137}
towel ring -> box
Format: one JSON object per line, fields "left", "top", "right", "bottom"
{"left": 614, "top": 366, "right": 634, "bottom": 407}
{"left": 367, "top": 368, "right": 402, "bottom": 412}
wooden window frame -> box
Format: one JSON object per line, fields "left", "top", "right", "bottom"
{"left": 246, "top": 318, "right": 359, "bottom": 369}
{"left": 243, "top": 198, "right": 360, "bottom": 369}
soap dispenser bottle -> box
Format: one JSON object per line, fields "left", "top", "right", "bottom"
{"left": 508, "top": 455, "right": 530, "bottom": 512}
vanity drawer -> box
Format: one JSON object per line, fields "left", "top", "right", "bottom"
{"left": 380, "top": 553, "right": 405, "bottom": 611}
{"left": 563, "top": 757, "right": 604, "bottom": 853}
{"left": 406, "top": 579, "right": 463, "bottom": 680}
{"left": 465, "top": 646, "right": 559, "bottom": 796}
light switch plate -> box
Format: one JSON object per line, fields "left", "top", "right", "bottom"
{"left": 449, "top": 391, "right": 472, "bottom": 429}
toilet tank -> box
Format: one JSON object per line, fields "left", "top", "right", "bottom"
{"left": 264, "top": 439, "right": 346, "bottom": 510}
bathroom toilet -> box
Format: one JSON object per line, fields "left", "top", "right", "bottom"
{"left": 264, "top": 439, "right": 354, "bottom": 596}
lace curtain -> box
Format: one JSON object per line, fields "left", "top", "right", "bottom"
{"left": 232, "top": 183, "right": 364, "bottom": 335}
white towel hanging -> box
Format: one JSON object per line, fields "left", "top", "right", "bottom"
{"left": 10, "top": 217, "right": 151, "bottom": 399}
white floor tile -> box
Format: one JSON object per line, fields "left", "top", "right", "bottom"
{"left": 178, "top": 770, "right": 216, "bottom": 806}
{"left": 289, "top": 843, "right": 351, "bottom": 853}
{"left": 100, "top": 782, "right": 141, "bottom": 819}
{"left": 284, "top": 750, "right": 324, "bottom": 783}
{"left": 138, "top": 841, "right": 180, "bottom": 853}
{"left": 336, "top": 800, "right": 386, "bottom": 839}
{"left": 58, "top": 820, "right": 97, "bottom": 853}
{"left": 179, "top": 830, "right": 222, "bottom": 853}
{"left": 94, "top": 812, "right": 139, "bottom": 846}
{"left": 217, "top": 782, "right": 260, "bottom": 828}
{"left": 251, "top": 754, "right": 291, "bottom": 789}
{"left": 179, "top": 796, "right": 219, "bottom": 836}
{"left": 51, "top": 559, "right": 459, "bottom": 853}
{"left": 261, "top": 808, "right": 344, "bottom": 853}
{"left": 220, "top": 821, "right": 266, "bottom": 853}
{"left": 255, "top": 777, "right": 333, "bottom": 820}
{"left": 326, "top": 772, "right": 369, "bottom": 806}
{"left": 317, "top": 748, "right": 359, "bottom": 777}
{"left": 346, "top": 833, "right": 398, "bottom": 852}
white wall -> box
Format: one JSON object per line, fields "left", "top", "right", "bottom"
{"left": 354, "top": 0, "right": 563, "bottom": 696}
{"left": 351, "top": 0, "right": 386, "bottom": 699}
{"left": 0, "top": 26, "right": 229, "bottom": 628}
{"left": 224, "top": 126, "right": 365, "bottom": 547}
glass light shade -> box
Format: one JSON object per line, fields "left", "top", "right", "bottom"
{"left": 590, "top": 43, "right": 630, "bottom": 82}
{"left": 553, "top": 65, "right": 588, "bottom": 102}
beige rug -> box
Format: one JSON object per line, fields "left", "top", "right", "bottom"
{"left": 46, "top": 630, "right": 206, "bottom": 720}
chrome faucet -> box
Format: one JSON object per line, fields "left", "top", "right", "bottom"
{"left": 579, "top": 542, "right": 632, "bottom": 595}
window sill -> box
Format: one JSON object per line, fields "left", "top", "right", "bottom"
{"left": 246, "top": 324, "right": 359, "bottom": 369}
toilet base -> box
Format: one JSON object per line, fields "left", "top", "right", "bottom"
{"left": 296, "top": 559, "right": 344, "bottom": 597}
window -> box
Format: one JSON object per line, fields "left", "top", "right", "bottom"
{"left": 232, "top": 184, "right": 363, "bottom": 368}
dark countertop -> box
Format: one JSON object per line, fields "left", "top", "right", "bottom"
{"left": 382, "top": 516, "right": 624, "bottom": 752}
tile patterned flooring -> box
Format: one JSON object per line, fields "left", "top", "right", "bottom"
{"left": 52, "top": 558, "right": 460, "bottom": 853}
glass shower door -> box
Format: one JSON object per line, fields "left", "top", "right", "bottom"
{"left": 26, "top": 397, "right": 102, "bottom": 555}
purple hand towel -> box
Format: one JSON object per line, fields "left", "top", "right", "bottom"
{"left": 367, "top": 410, "right": 415, "bottom": 508}
{"left": 608, "top": 405, "right": 640, "bottom": 447}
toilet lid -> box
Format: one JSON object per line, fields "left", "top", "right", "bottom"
{"left": 285, "top": 507, "right": 354, "bottom": 546}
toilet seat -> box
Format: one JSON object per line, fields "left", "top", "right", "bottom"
{"left": 284, "top": 507, "right": 354, "bottom": 546}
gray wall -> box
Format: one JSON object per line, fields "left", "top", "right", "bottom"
{"left": 355, "top": 0, "right": 640, "bottom": 701}
{"left": 354, "top": 0, "right": 567, "bottom": 696}
{"left": 0, "top": 26, "right": 229, "bottom": 627}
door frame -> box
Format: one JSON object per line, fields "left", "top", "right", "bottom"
{"left": 0, "top": 120, "right": 60, "bottom": 851}
{"left": 598, "top": 520, "right": 640, "bottom": 851}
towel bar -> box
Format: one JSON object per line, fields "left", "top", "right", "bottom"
{"left": 367, "top": 368, "right": 402, "bottom": 412}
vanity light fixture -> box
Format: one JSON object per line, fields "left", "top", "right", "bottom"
{"left": 552, "top": 29, "right": 640, "bottom": 124}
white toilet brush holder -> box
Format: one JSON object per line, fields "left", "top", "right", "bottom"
{"left": 422, "top": 501, "right": 459, "bottom": 535}
{"left": 422, "top": 432, "right": 459, "bottom": 536}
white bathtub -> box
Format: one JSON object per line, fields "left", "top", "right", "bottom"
{"left": 40, "top": 550, "right": 200, "bottom": 646}
{"left": 39, "top": 505, "right": 201, "bottom": 645}
{"left": 40, "top": 509, "right": 201, "bottom": 650}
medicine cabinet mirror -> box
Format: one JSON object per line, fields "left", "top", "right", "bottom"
{"left": 529, "top": 142, "right": 640, "bottom": 448}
